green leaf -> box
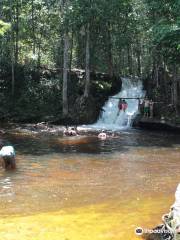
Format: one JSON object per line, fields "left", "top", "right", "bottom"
{"left": 0, "top": 19, "right": 10, "bottom": 36}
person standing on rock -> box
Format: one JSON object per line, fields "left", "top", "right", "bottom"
{"left": 149, "top": 100, "right": 154, "bottom": 118}
{"left": 144, "top": 98, "right": 150, "bottom": 118}
{"left": 138, "top": 98, "right": 144, "bottom": 114}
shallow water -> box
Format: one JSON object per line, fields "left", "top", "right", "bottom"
{"left": 0, "top": 129, "right": 180, "bottom": 240}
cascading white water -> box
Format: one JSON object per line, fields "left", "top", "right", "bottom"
{"left": 91, "top": 78, "right": 145, "bottom": 130}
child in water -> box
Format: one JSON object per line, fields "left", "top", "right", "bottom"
{"left": 98, "top": 131, "right": 119, "bottom": 140}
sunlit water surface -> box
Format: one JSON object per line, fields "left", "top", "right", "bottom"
{"left": 0, "top": 129, "right": 180, "bottom": 240}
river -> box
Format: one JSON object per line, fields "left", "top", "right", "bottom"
{"left": 0, "top": 128, "right": 180, "bottom": 240}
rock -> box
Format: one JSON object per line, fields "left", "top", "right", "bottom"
{"left": 134, "top": 116, "right": 180, "bottom": 132}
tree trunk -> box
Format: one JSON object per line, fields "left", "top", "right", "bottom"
{"left": 62, "top": 31, "right": 69, "bottom": 116}
{"left": 163, "top": 60, "right": 168, "bottom": 104}
{"left": 84, "top": 23, "right": 90, "bottom": 98}
{"left": 173, "top": 64, "right": 178, "bottom": 115}
{"left": 10, "top": 0, "right": 15, "bottom": 97}
{"left": 15, "top": 0, "right": 19, "bottom": 64}
{"left": 121, "top": 49, "right": 125, "bottom": 76}
{"left": 31, "top": 0, "right": 36, "bottom": 54}
{"left": 107, "top": 22, "right": 113, "bottom": 77}
{"left": 137, "top": 53, "right": 141, "bottom": 77}
{"left": 127, "top": 45, "right": 133, "bottom": 76}
{"left": 61, "top": 0, "right": 70, "bottom": 117}
{"left": 69, "top": 30, "right": 74, "bottom": 73}
{"left": 152, "top": 52, "right": 159, "bottom": 88}
{"left": 11, "top": 50, "right": 15, "bottom": 97}
{"left": 136, "top": 41, "right": 141, "bottom": 77}
{"left": 37, "top": 41, "right": 41, "bottom": 68}
{"left": 155, "top": 65, "right": 159, "bottom": 88}
{"left": 0, "top": 1, "right": 2, "bottom": 18}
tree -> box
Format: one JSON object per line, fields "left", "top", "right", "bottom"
{"left": 0, "top": 19, "right": 10, "bottom": 36}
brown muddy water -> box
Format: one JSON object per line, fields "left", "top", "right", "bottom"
{"left": 0, "top": 129, "right": 180, "bottom": 240}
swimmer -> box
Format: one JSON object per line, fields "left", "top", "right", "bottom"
{"left": 98, "top": 132, "right": 107, "bottom": 140}
{"left": 64, "top": 127, "right": 78, "bottom": 136}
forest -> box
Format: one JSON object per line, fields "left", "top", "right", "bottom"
{"left": 1, "top": 2, "right": 180, "bottom": 240}
{"left": 0, "top": 0, "right": 179, "bottom": 124}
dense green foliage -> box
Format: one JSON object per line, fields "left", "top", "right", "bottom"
{"left": 0, "top": 0, "right": 179, "bottom": 122}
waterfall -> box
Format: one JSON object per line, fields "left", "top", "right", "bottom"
{"left": 91, "top": 78, "right": 145, "bottom": 130}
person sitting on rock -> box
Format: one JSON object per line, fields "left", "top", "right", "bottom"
{"left": 0, "top": 145, "right": 16, "bottom": 170}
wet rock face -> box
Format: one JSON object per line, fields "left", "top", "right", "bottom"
{"left": 65, "top": 72, "right": 122, "bottom": 125}
{"left": 72, "top": 95, "right": 98, "bottom": 124}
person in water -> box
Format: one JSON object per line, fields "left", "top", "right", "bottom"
{"left": 98, "top": 131, "right": 119, "bottom": 140}
{"left": 98, "top": 132, "right": 107, "bottom": 140}
{"left": 0, "top": 145, "right": 16, "bottom": 169}
{"left": 122, "top": 100, "right": 128, "bottom": 112}
{"left": 64, "top": 127, "right": 78, "bottom": 136}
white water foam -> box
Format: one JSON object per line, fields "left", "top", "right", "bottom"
{"left": 79, "top": 77, "right": 145, "bottom": 131}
